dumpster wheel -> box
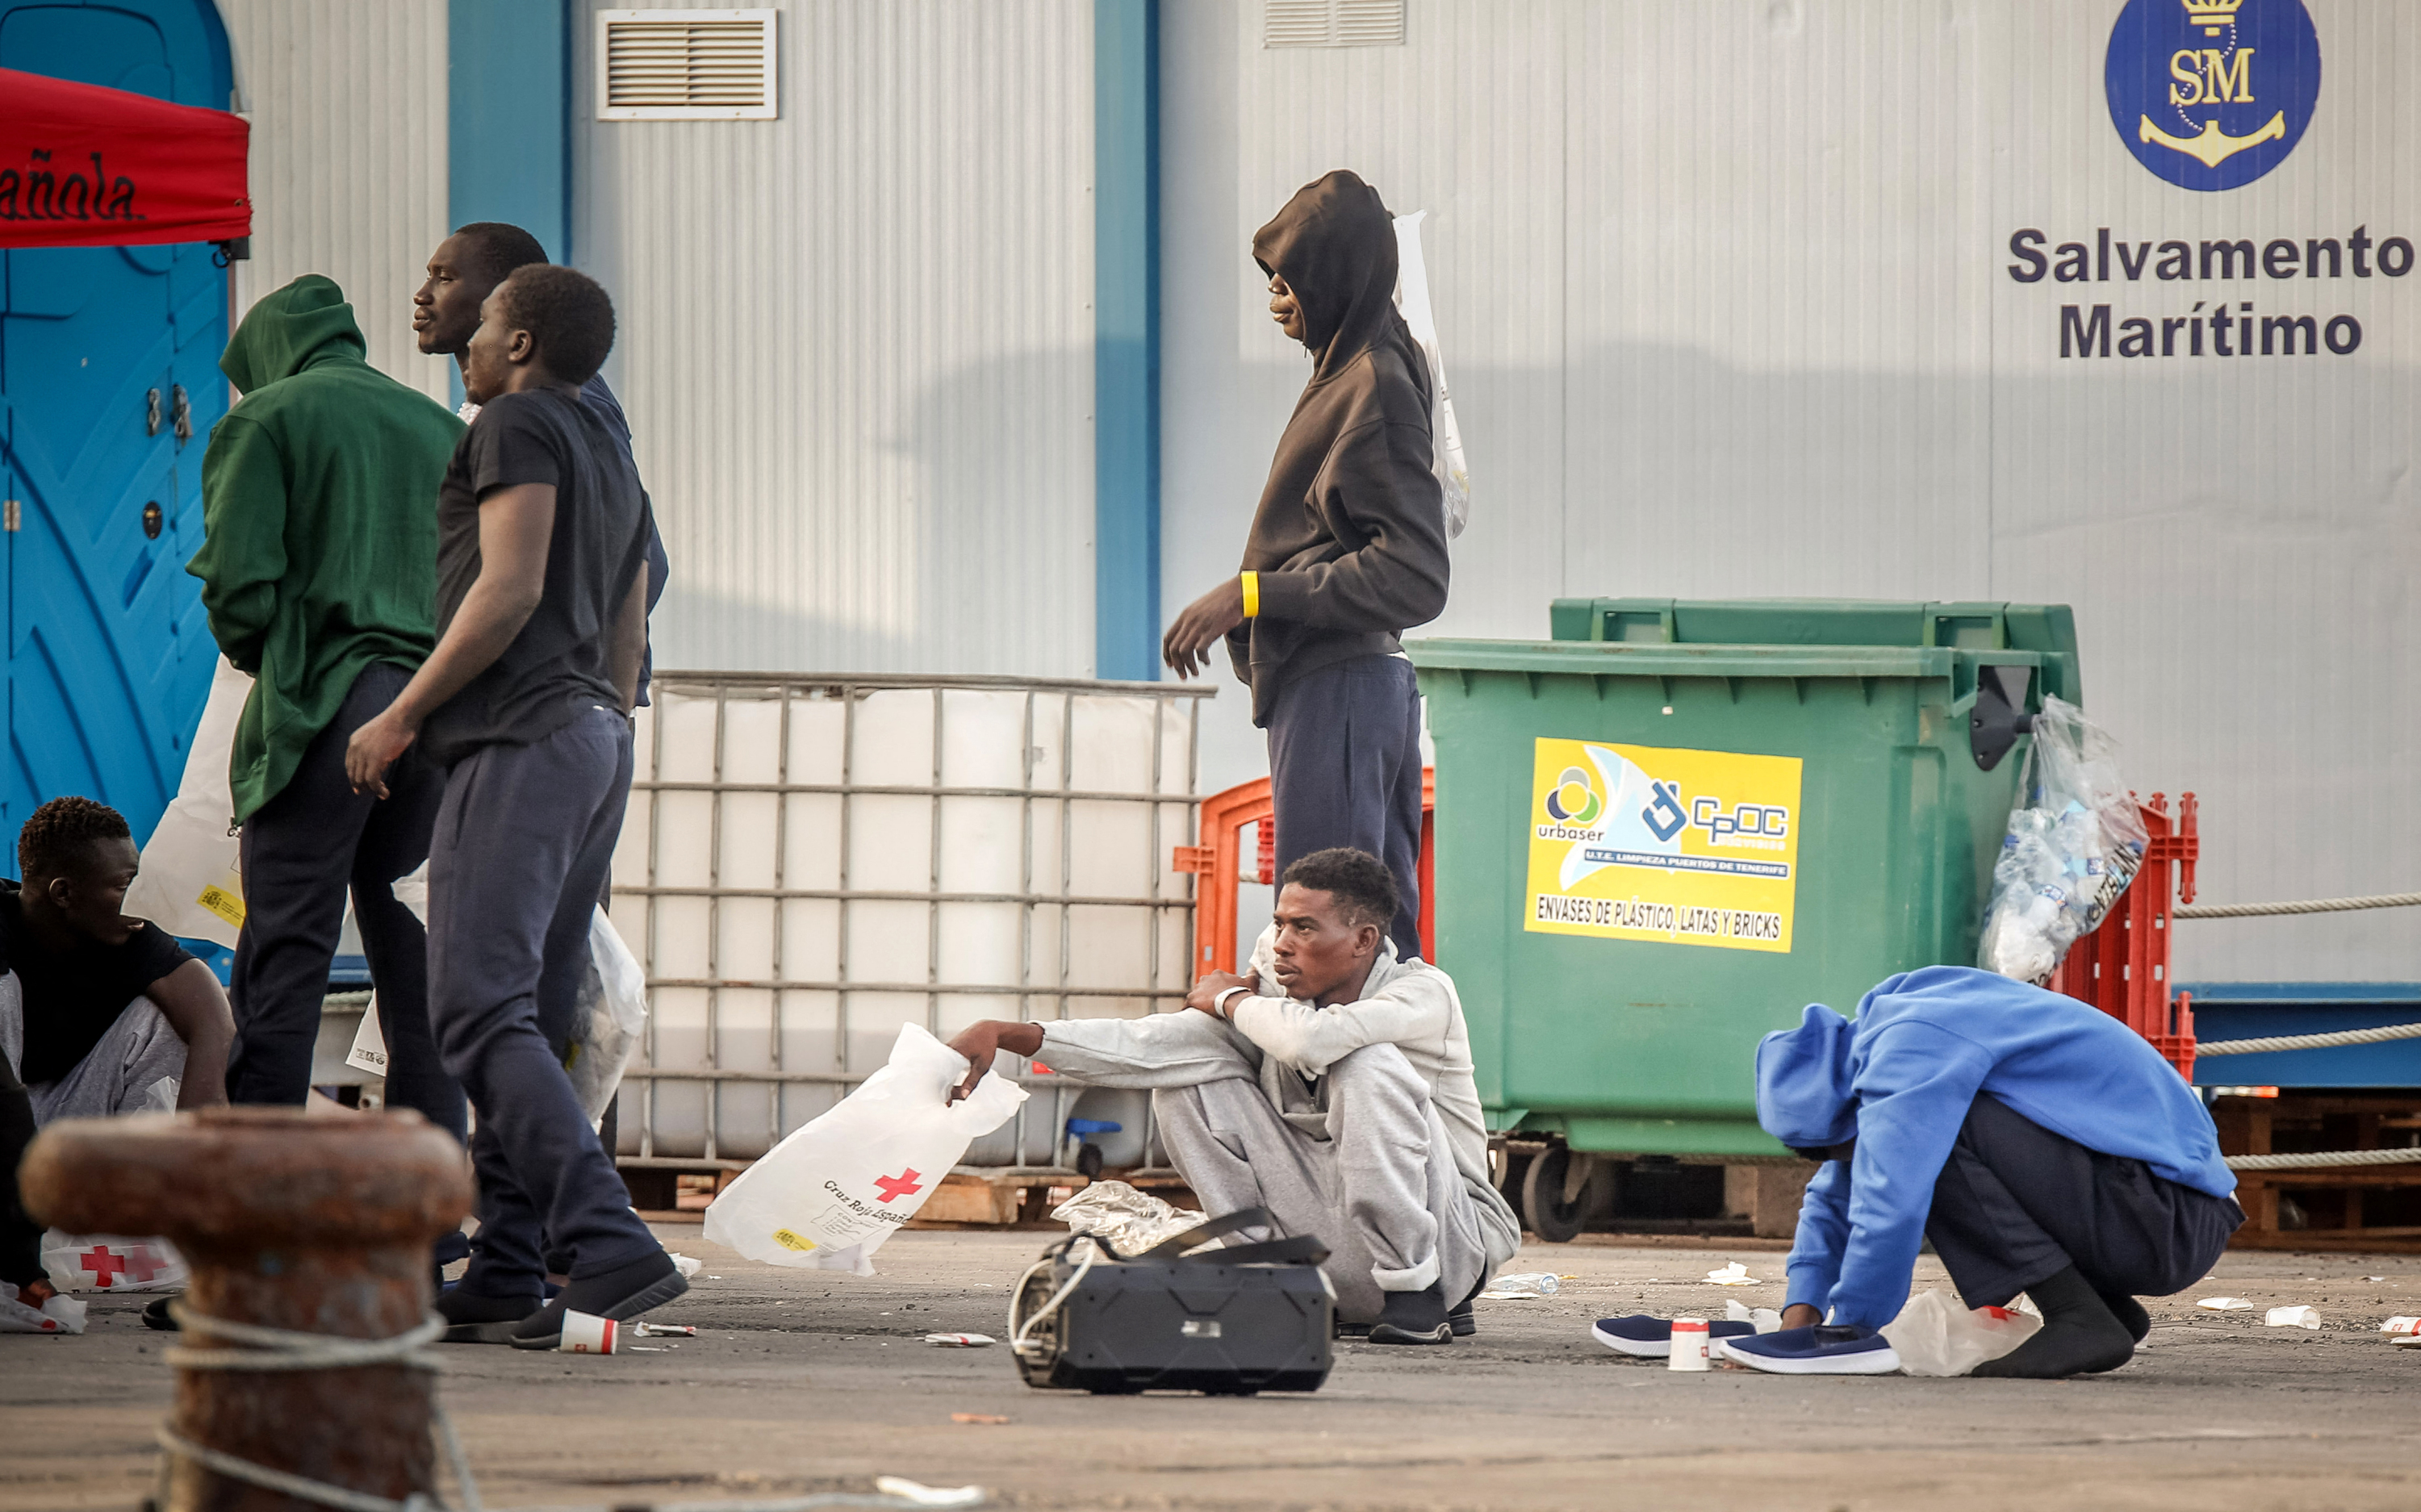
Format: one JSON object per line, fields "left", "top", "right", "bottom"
{"left": 1520, "top": 1144, "right": 1597, "bottom": 1243}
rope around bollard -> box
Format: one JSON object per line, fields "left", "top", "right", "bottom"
{"left": 2225, "top": 1147, "right": 2421, "bottom": 1171}
{"left": 157, "top": 1304, "right": 979, "bottom": 1512}
{"left": 2174, "top": 890, "right": 2421, "bottom": 919}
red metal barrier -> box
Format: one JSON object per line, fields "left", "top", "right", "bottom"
{"left": 2051, "top": 792, "right": 2200, "bottom": 1080}
{"left": 1173, "top": 771, "right": 1436, "bottom": 976}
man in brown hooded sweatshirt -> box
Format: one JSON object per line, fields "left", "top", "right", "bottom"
{"left": 1163, "top": 170, "right": 1448, "bottom": 960}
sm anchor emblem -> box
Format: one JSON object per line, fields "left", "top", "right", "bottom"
{"left": 2105, "top": 0, "right": 2321, "bottom": 191}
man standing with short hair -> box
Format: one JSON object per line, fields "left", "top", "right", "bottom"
{"left": 414, "top": 223, "right": 668, "bottom": 712}
{"left": 188, "top": 274, "right": 466, "bottom": 1140}
{"left": 1160, "top": 171, "right": 1447, "bottom": 961}
{"left": 349, "top": 266, "right": 680, "bottom": 1347}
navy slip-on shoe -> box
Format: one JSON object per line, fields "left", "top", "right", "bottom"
{"left": 1590, "top": 1314, "right": 1758, "bottom": 1359}
{"left": 1716, "top": 1323, "right": 1900, "bottom": 1375}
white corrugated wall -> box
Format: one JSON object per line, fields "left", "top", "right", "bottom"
{"left": 1163, "top": 0, "right": 2421, "bottom": 983}
{"left": 217, "top": 0, "right": 453, "bottom": 403}
{"left": 572, "top": 0, "right": 1098, "bottom": 679}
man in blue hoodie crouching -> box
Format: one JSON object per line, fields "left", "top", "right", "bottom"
{"left": 1727, "top": 966, "right": 2241, "bottom": 1378}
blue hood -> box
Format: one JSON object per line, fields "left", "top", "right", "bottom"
{"left": 1756, "top": 1003, "right": 1859, "bottom": 1149}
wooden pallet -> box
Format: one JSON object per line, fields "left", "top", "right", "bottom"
{"left": 2212, "top": 1093, "right": 2421, "bottom": 1252}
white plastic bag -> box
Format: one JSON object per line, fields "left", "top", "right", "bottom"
{"left": 122, "top": 657, "right": 253, "bottom": 948}
{"left": 1393, "top": 211, "right": 1470, "bottom": 539}
{"left": 564, "top": 908, "right": 647, "bottom": 1126}
{"left": 1880, "top": 1289, "right": 2042, "bottom": 1376}
{"left": 1978, "top": 695, "right": 2149, "bottom": 983}
{"left": 703, "top": 1024, "right": 1026, "bottom": 1276}
{"left": 370, "top": 864, "right": 642, "bottom": 1128}
{"left": 0, "top": 1289, "right": 87, "bottom": 1334}
{"left": 41, "top": 1230, "right": 187, "bottom": 1293}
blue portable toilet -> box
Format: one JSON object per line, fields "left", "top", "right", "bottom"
{"left": 0, "top": 0, "right": 235, "bottom": 872}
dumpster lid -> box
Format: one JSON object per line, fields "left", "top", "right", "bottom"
{"left": 1545, "top": 598, "right": 2076, "bottom": 658}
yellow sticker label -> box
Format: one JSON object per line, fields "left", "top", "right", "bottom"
{"left": 195, "top": 883, "right": 246, "bottom": 928}
{"left": 1524, "top": 738, "right": 1802, "bottom": 953}
{"left": 771, "top": 1229, "right": 817, "bottom": 1252}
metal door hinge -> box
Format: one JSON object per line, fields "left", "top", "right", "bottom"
{"left": 2, "top": 499, "right": 19, "bottom": 532}
{"left": 146, "top": 387, "right": 163, "bottom": 436}
{"left": 171, "top": 384, "right": 193, "bottom": 445}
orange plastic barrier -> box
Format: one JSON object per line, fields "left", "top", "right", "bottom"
{"left": 1173, "top": 771, "right": 1435, "bottom": 977}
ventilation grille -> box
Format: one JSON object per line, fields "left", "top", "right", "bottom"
{"left": 597, "top": 9, "right": 778, "bottom": 119}
{"left": 1265, "top": 0, "right": 1405, "bottom": 48}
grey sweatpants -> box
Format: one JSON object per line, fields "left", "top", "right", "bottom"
{"left": 1150, "top": 1039, "right": 1490, "bottom": 1324}
{"left": 0, "top": 973, "right": 189, "bottom": 1121}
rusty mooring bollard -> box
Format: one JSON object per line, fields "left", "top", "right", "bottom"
{"left": 21, "top": 1107, "right": 473, "bottom": 1512}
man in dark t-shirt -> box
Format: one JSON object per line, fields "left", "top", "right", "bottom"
{"left": 346, "top": 265, "right": 680, "bottom": 1349}
{"left": 0, "top": 797, "right": 235, "bottom": 1309}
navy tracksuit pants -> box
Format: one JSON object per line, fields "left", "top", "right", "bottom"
{"left": 429, "top": 708, "right": 658, "bottom": 1297}
{"left": 228, "top": 662, "right": 464, "bottom": 1142}
{"left": 1265, "top": 654, "right": 1427, "bottom": 959}
{"left": 1926, "top": 1093, "right": 2243, "bottom": 1307}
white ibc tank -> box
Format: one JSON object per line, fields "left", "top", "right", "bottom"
{"left": 609, "top": 673, "right": 1209, "bottom": 1164}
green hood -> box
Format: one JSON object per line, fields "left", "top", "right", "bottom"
{"left": 220, "top": 274, "right": 368, "bottom": 393}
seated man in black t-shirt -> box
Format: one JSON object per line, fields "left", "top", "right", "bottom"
{"left": 0, "top": 797, "right": 235, "bottom": 1309}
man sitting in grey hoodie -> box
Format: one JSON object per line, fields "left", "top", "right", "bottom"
{"left": 949, "top": 847, "right": 1516, "bottom": 1345}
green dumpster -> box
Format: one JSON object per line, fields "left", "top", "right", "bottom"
{"left": 1407, "top": 599, "right": 2080, "bottom": 1166}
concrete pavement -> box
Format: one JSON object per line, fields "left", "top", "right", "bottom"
{"left": 6, "top": 1226, "right": 2419, "bottom": 1511}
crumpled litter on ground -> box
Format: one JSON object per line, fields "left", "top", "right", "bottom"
{"left": 872, "top": 1476, "right": 987, "bottom": 1507}
{"left": 1705, "top": 1262, "right": 1761, "bottom": 1285}
{"left": 1725, "top": 1299, "right": 1783, "bottom": 1332}
{"left": 925, "top": 1332, "right": 996, "bottom": 1347}
{"left": 2378, "top": 1315, "right": 2420, "bottom": 1334}
{"left": 1478, "top": 1272, "right": 1562, "bottom": 1299}
{"left": 1050, "top": 1180, "right": 1206, "bottom": 1254}
{"left": 2264, "top": 1305, "right": 2322, "bottom": 1330}
{"left": 2197, "top": 1297, "right": 2256, "bottom": 1311}
{"left": 667, "top": 1253, "right": 702, "bottom": 1279}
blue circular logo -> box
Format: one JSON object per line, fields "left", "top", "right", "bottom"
{"left": 2105, "top": 0, "right": 2321, "bottom": 191}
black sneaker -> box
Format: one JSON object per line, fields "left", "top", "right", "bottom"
{"left": 510, "top": 1251, "right": 688, "bottom": 1350}
{"left": 1366, "top": 1284, "right": 1453, "bottom": 1346}
{"left": 437, "top": 1287, "right": 541, "bottom": 1345}
{"left": 1449, "top": 1301, "right": 1476, "bottom": 1338}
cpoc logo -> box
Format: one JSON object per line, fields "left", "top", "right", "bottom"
{"left": 2105, "top": 0, "right": 2321, "bottom": 191}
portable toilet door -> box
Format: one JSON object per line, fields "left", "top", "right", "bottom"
{"left": 0, "top": 0, "right": 233, "bottom": 870}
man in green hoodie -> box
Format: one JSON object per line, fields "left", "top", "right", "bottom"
{"left": 186, "top": 274, "right": 466, "bottom": 1141}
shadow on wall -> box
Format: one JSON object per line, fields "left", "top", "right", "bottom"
{"left": 649, "top": 345, "right": 1093, "bottom": 681}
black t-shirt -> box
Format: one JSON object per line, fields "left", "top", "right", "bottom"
{"left": 0, "top": 880, "right": 193, "bottom": 1085}
{"left": 423, "top": 387, "right": 650, "bottom": 766}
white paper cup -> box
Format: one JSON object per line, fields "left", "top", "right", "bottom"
{"left": 559, "top": 1310, "right": 620, "bottom": 1355}
{"left": 1667, "top": 1317, "right": 1711, "bottom": 1372}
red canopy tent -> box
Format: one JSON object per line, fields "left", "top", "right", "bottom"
{"left": 0, "top": 65, "right": 249, "bottom": 248}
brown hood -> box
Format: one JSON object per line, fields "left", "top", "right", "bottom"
{"left": 1253, "top": 169, "right": 1420, "bottom": 390}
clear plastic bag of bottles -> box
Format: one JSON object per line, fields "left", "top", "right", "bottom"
{"left": 1977, "top": 697, "right": 2148, "bottom": 984}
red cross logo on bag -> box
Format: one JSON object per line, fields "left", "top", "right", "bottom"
{"left": 872, "top": 1168, "right": 924, "bottom": 1203}
{"left": 80, "top": 1246, "right": 131, "bottom": 1287}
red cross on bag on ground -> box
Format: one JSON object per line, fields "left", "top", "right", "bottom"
{"left": 872, "top": 1167, "right": 923, "bottom": 1203}
{"left": 79, "top": 1246, "right": 130, "bottom": 1287}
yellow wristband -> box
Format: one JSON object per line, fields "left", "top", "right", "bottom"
{"left": 1240, "top": 570, "right": 1260, "bottom": 618}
